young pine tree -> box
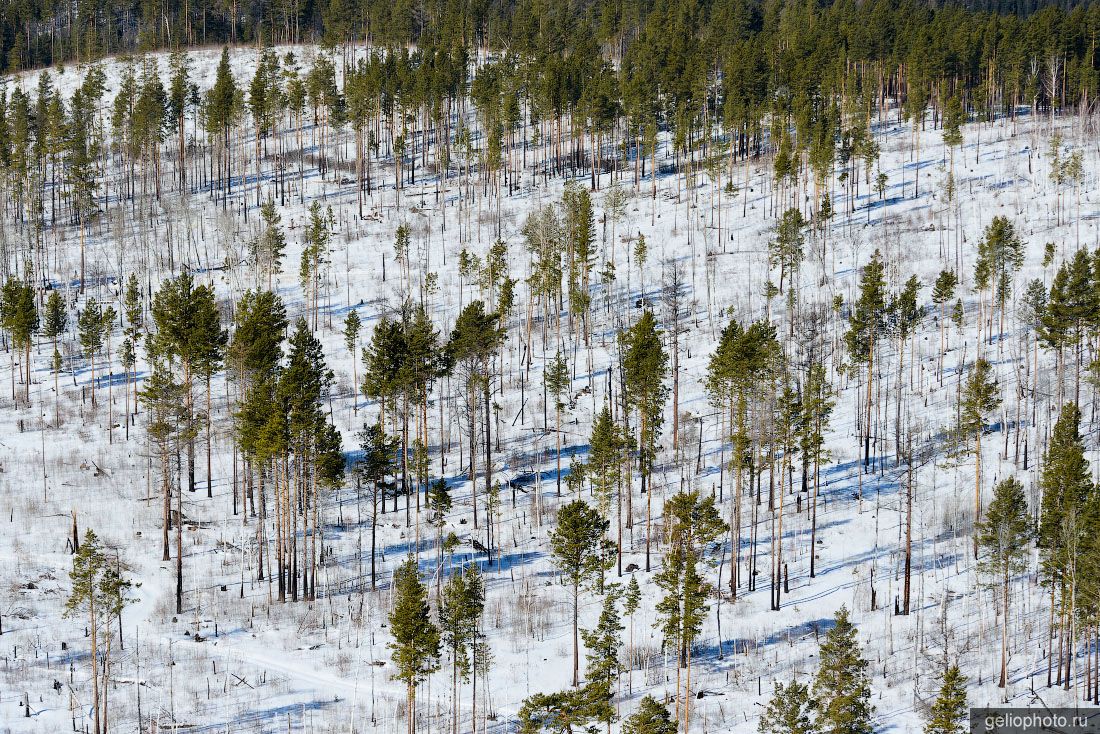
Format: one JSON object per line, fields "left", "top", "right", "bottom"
{"left": 389, "top": 557, "right": 441, "bottom": 734}
{"left": 759, "top": 680, "right": 817, "bottom": 734}
{"left": 78, "top": 298, "right": 104, "bottom": 406}
{"left": 43, "top": 290, "right": 68, "bottom": 424}
{"left": 931, "top": 270, "right": 958, "bottom": 382}
{"left": 925, "top": 666, "right": 967, "bottom": 734}
{"left": 622, "top": 696, "right": 676, "bottom": 734}
{"left": 580, "top": 587, "right": 624, "bottom": 733}
{"left": 64, "top": 530, "right": 129, "bottom": 734}
{"left": 812, "top": 606, "right": 873, "bottom": 734}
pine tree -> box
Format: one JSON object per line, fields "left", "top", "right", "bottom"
{"left": 1042, "top": 251, "right": 1096, "bottom": 404}
{"left": 299, "top": 201, "right": 333, "bottom": 329}
{"left": 770, "top": 208, "right": 806, "bottom": 295}
{"left": 654, "top": 490, "right": 726, "bottom": 731}
{"left": 925, "top": 666, "right": 967, "bottom": 734}
{"left": 427, "top": 478, "right": 452, "bottom": 573}
{"left": 167, "top": 50, "right": 192, "bottom": 188}
{"left": 230, "top": 290, "right": 288, "bottom": 524}
{"left": 890, "top": 276, "right": 924, "bottom": 366}
{"left": 344, "top": 309, "right": 362, "bottom": 415}
{"left": 759, "top": 680, "right": 817, "bottom": 734}
{"left": 941, "top": 95, "right": 964, "bottom": 180}
{"left": 64, "top": 529, "right": 129, "bottom": 734}
{"left": 445, "top": 300, "right": 504, "bottom": 529}
{"left": 1038, "top": 403, "right": 1093, "bottom": 688}
{"left": 622, "top": 696, "right": 676, "bottom": 734}
{"left": 580, "top": 587, "right": 623, "bottom": 732}
{"left": 544, "top": 350, "right": 571, "bottom": 496}
{"left": 812, "top": 606, "right": 873, "bottom": 734}
{"left": 706, "top": 318, "right": 780, "bottom": 597}
{"left": 623, "top": 575, "right": 642, "bottom": 693}
{"left": 205, "top": 47, "right": 239, "bottom": 195}
{"left": 43, "top": 289, "right": 68, "bottom": 424}
{"left": 357, "top": 422, "right": 396, "bottom": 590}
{"left": 845, "top": 249, "right": 887, "bottom": 470}
{"left": 621, "top": 309, "right": 668, "bottom": 571}
{"left": 518, "top": 689, "right": 592, "bottom": 734}
{"left": 0, "top": 277, "right": 38, "bottom": 401}
{"left": 563, "top": 182, "right": 596, "bottom": 338}
{"left": 550, "top": 500, "right": 616, "bottom": 687}
{"left": 634, "top": 233, "right": 648, "bottom": 296}
{"left": 78, "top": 297, "right": 104, "bottom": 406}
{"left": 588, "top": 404, "right": 628, "bottom": 572}
{"left": 973, "top": 216, "right": 1024, "bottom": 339}
{"left": 931, "top": 270, "right": 958, "bottom": 382}
{"left": 253, "top": 197, "right": 286, "bottom": 289}
{"left": 801, "top": 361, "right": 834, "bottom": 578}
{"left": 977, "top": 477, "right": 1032, "bottom": 688}
{"left": 440, "top": 564, "right": 486, "bottom": 734}
{"left": 389, "top": 557, "right": 441, "bottom": 734}
{"left": 151, "top": 273, "right": 226, "bottom": 497}
{"left": 960, "top": 357, "right": 1000, "bottom": 557}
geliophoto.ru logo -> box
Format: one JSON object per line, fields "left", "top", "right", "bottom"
{"left": 970, "top": 707, "right": 1100, "bottom": 734}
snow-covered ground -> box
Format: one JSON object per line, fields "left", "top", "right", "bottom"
{"left": 1, "top": 48, "right": 1098, "bottom": 734}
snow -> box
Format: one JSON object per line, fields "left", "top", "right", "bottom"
{"left": 1, "top": 47, "right": 1098, "bottom": 734}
